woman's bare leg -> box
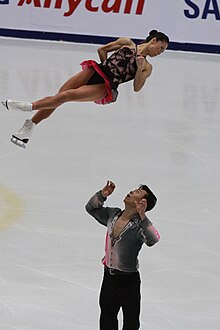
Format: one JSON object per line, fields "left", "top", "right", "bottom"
{"left": 32, "top": 84, "right": 106, "bottom": 110}
{"left": 31, "top": 68, "right": 106, "bottom": 124}
{"left": 10, "top": 68, "right": 107, "bottom": 147}
{"left": 31, "top": 108, "right": 56, "bottom": 124}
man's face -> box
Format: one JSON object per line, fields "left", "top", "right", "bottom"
{"left": 124, "top": 188, "right": 147, "bottom": 207}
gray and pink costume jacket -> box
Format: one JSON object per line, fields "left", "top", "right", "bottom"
{"left": 85, "top": 191, "right": 160, "bottom": 273}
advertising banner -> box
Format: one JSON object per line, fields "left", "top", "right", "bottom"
{"left": 0, "top": 0, "right": 219, "bottom": 53}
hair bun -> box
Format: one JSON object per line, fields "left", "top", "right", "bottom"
{"left": 145, "top": 30, "right": 169, "bottom": 44}
{"left": 149, "top": 30, "right": 158, "bottom": 36}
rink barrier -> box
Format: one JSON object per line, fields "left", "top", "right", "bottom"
{"left": 0, "top": 28, "right": 220, "bottom": 54}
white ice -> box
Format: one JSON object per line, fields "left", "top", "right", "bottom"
{"left": 0, "top": 37, "right": 220, "bottom": 330}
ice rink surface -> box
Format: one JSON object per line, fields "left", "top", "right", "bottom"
{"left": 0, "top": 37, "right": 220, "bottom": 329}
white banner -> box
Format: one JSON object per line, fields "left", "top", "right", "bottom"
{"left": 0, "top": 1, "right": 219, "bottom": 49}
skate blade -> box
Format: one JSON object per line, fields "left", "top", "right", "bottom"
{"left": 10, "top": 136, "right": 27, "bottom": 149}
{"left": 1, "top": 101, "right": 9, "bottom": 110}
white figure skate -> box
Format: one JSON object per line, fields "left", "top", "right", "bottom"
{"left": 11, "top": 119, "right": 35, "bottom": 148}
{"left": 1, "top": 100, "right": 32, "bottom": 112}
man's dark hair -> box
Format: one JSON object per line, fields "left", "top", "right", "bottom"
{"left": 139, "top": 185, "right": 157, "bottom": 211}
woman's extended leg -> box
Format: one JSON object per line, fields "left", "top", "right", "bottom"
{"left": 8, "top": 68, "right": 107, "bottom": 148}
{"left": 31, "top": 68, "right": 106, "bottom": 124}
{"left": 31, "top": 108, "right": 56, "bottom": 125}
{"left": 32, "top": 84, "right": 107, "bottom": 110}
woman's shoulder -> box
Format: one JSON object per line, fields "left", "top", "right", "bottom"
{"left": 116, "top": 37, "right": 136, "bottom": 47}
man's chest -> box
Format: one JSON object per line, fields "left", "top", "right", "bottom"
{"left": 112, "top": 216, "right": 132, "bottom": 239}
{"left": 112, "top": 218, "right": 129, "bottom": 237}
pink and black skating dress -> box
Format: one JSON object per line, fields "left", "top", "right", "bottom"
{"left": 81, "top": 45, "right": 138, "bottom": 105}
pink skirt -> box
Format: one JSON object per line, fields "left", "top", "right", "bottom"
{"left": 80, "top": 60, "right": 117, "bottom": 105}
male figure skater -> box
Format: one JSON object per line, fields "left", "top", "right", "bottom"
{"left": 85, "top": 180, "right": 160, "bottom": 330}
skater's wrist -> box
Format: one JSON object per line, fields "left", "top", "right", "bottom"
{"left": 100, "top": 190, "right": 107, "bottom": 199}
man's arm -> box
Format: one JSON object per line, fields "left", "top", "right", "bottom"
{"left": 135, "top": 199, "right": 160, "bottom": 246}
{"left": 85, "top": 181, "right": 117, "bottom": 226}
{"left": 139, "top": 217, "right": 160, "bottom": 246}
{"left": 85, "top": 190, "right": 109, "bottom": 226}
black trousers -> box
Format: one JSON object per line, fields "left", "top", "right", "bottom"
{"left": 99, "top": 269, "right": 141, "bottom": 330}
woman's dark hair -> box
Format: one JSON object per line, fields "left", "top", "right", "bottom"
{"left": 139, "top": 184, "right": 157, "bottom": 211}
{"left": 146, "top": 29, "right": 169, "bottom": 44}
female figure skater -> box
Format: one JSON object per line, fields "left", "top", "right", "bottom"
{"left": 1, "top": 30, "right": 169, "bottom": 148}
